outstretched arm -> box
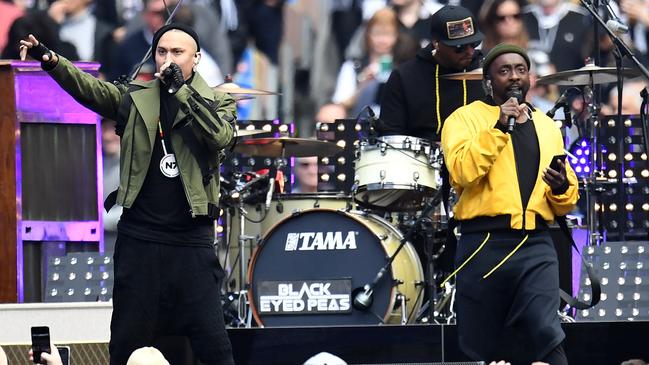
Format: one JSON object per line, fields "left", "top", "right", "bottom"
{"left": 19, "top": 34, "right": 123, "bottom": 120}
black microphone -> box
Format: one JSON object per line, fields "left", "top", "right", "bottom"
{"left": 547, "top": 89, "right": 571, "bottom": 119}
{"left": 162, "top": 67, "right": 175, "bottom": 94}
{"left": 506, "top": 88, "right": 523, "bottom": 132}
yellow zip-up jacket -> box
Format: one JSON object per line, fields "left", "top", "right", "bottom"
{"left": 441, "top": 100, "right": 579, "bottom": 230}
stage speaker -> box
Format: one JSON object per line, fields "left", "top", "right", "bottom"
{"left": 0, "top": 60, "right": 103, "bottom": 302}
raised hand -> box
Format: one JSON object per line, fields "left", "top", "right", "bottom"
{"left": 19, "top": 34, "right": 57, "bottom": 63}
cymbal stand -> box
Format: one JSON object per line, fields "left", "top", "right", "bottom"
{"left": 582, "top": 78, "right": 605, "bottom": 246}
{"left": 235, "top": 199, "right": 257, "bottom": 328}
{"left": 580, "top": 0, "right": 649, "bottom": 244}
{"left": 583, "top": 66, "right": 616, "bottom": 245}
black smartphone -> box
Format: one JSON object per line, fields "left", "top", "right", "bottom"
{"left": 58, "top": 345, "right": 70, "bottom": 365}
{"left": 549, "top": 154, "right": 567, "bottom": 172}
{"left": 31, "top": 326, "right": 51, "bottom": 364}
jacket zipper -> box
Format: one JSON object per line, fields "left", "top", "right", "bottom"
{"left": 123, "top": 109, "right": 137, "bottom": 204}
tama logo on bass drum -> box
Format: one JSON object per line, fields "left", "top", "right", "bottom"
{"left": 284, "top": 231, "right": 358, "bottom": 251}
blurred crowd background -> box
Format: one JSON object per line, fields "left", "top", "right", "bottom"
{"left": 1, "top": 0, "right": 648, "bottom": 135}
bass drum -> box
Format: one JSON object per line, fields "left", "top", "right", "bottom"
{"left": 248, "top": 209, "right": 424, "bottom": 327}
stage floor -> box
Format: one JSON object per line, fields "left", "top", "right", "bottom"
{"left": 228, "top": 321, "right": 649, "bottom": 365}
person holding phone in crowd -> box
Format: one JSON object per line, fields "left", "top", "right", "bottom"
{"left": 441, "top": 43, "right": 579, "bottom": 364}
{"left": 29, "top": 343, "right": 63, "bottom": 365}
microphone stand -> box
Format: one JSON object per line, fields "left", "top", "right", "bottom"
{"left": 641, "top": 89, "right": 649, "bottom": 164}
{"left": 580, "top": 0, "right": 649, "bottom": 82}
{"left": 353, "top": 189, "right": 443, "bottom": 319}
{"left": 580, "top": 0, "right": 649, "bottom": 244}
{"left": 114, "top": 0, "right": 186, "bottom": 86}
{"left": 614, "top": 49, "right": 626, "bottom": 241}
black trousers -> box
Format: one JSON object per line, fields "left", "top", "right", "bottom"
{"left": 109, "top": 233, "right": 234, "bottom": 365}
{"left": 455, "top": 230, "right": 566, "bottom": 365}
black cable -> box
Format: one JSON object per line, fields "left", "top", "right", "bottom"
{"left": 127, "top": 0, "right": 186, "bottom": 81}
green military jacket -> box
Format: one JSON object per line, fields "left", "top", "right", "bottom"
{"left": 47, "top": 56, "right": 235, "bottom": 216}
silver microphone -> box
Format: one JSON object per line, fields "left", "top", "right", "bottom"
{"left": 606, "top": 19, "right": 629, "bottom": 35}
{"left": 353, "top": 285, "right": 374, "bottom": 310}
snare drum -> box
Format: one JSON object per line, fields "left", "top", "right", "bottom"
{"left": 353, "top": 135, "right": 441, "bottom": 211}
{"left": 248, "top": 209, "right": 424, "bottom": 327}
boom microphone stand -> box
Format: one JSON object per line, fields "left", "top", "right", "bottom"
{"left": 580, "top": 0, "right": 649, "bottom": 244}
{"left": 353, "top": 189, "right": 443, "bottom": 322}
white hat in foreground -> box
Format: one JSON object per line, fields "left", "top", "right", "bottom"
{"left": 126, "top": 347, "right": 170, "bottom": 365}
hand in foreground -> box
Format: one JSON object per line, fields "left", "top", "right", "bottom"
{"left": 29, "top": 343, "right": 62, "bottom": 365}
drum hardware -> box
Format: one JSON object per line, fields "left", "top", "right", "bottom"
{"left": 440, "top": 68, "right": 483, "bottom": 81}
{"left": 352, "top": 189, "right": 442, "bottom": 316}
{"left": 213, "top": 75, "right": 282, "bottom": 96}
{"left": 536, "top": 63, "right": 641, "bottom": 86}
{"left": 538, "top": 49, "right": 647, "bottom": 245}
{"left": 220, "top": 170, "right": 275, "bottom": 327}
{"left": 233, "top": 128, "right": 270, "bottom": 138}
{"left": 233, "top": 136, "right": 344, "bottom": 158}
{"left": 397, "top": 294, "right": 408, "bottom": 325}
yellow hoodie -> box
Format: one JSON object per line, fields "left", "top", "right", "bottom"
{"left": 441, "top": 99, "right": 579, "bottom": 231}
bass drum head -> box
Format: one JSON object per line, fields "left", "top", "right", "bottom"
{"left": 248, "top": 209, "right": 422, "bottom": 327}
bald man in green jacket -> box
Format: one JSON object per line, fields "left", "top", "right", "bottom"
{"left": 21, "top": 23, "right": 237, "bottom": 365}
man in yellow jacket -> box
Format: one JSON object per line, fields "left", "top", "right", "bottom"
{"left": 441, "top": 43, "right": 579, "bottom": 364}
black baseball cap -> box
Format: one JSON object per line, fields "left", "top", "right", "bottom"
{"left": 430, "top": 5, "right": 483, "bottom": 47}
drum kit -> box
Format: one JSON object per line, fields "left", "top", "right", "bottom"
{"left": 219, "top": 127, "right": 444, "bottom": 327}
{"left": 215, "top": 61, "right": 643, "bottom": 328}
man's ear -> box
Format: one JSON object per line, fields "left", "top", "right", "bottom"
{"left": 194, "top": 52, "right": 201, "bottom": 65}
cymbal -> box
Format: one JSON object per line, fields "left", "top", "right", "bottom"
{"left": 234, "top": 129, "right": 269, "bottom": 137}
{"left": 537, "top": 64, "right": 642, "bottom": 86}
{"left": 233, "top": 95, "right": 255, "bottom": 101}
{"left": 441, "top": 68, "right": 483, "bottom": 80}
{"left": 213, "top": 82, "right": 280, "bottom": 95}
{"left": 233, "top": 137, "right": 343, "bottom": 157}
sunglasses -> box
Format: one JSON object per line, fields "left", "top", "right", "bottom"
{"left": 497, "top": 13, "right": 522, "bottom": 22}
{"left": 454, "top": 41, "right": 481, "bottom": 53}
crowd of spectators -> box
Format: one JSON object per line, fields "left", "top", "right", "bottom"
{"left": 1, "top": 0, "right": 648, "bottom": 134}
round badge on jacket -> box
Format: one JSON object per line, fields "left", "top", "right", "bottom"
{"left": 160, "top": 154, "right": 180, "bottom": 178}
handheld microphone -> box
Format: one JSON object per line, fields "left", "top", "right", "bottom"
{"left": 547, "top": 89, "right": 571, "bottom": 118}
{"left": 162, "top": 67, "right": 176, "bottom": 94}
{"left": 506, "top": 88, "right": 523, "bottom": 132}
{"left": 606, "top": 19, "right": 629, "bottom": 35}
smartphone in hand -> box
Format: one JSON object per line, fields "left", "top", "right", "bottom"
{"left": 549, "top": 154, "right": 567, "bottom": 172}
{"left": 31, "top": 326, "right": 50, "bottom": 364}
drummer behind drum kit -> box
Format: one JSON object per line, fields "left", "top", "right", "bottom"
{"left": 215, "top": 61, "right": 643, "bottom": 328}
